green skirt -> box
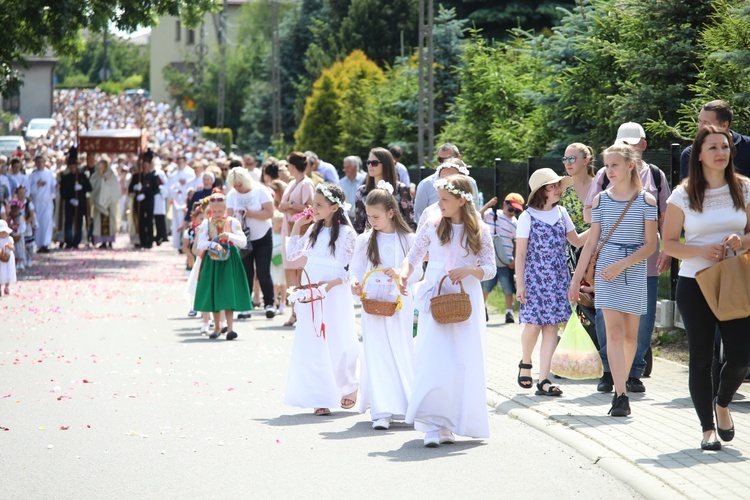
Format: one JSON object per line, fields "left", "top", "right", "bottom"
{"left": 194, "top": 246, "right": 252, "bottom": 312}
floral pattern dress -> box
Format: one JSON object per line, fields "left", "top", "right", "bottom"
{"left": 353, "top": 182, "right": 416, "bottom": 233}
{"left": 519, "top": 208, "right": 571, "bottom": 326}
{"left": 560, "top": 185, "right": 590, "bottom": 233}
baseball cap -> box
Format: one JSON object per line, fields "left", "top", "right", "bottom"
{"left": 615, "top": 122, "right": 646, "bottom": 145}
{"left": 504, "top": 192, "right": 525, "bottom": 212}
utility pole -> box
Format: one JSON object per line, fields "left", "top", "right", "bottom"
{"left": 271, "top": 0, "right": 282, "bottom": 141}
{"left": 417, "top": 0, "right": 434, "bottom": 168}
{"left": 216, "top": 0, "right": 228, "bottom": 138}
{"left": 101, "top": 29, "right": 109, "bottom": 82}
{"left": 196, "top": 22, "right": 207, "bottom": 127}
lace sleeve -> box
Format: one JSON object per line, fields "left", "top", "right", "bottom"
{"left": 286, "top": 227, "right": 311, "bottom": 261}
{"left": 397, "top": 182, "right": 417, "bottom": 230}
{"left": 350, "top": 232, "right": 370, "bottom": 283}
{"left": 406, "top": 220, "right": 431, "bottom": 270}
{"left": 478, "top": 223, "right": 497, "bottom": 281}
{"left": 341, "top": 226, "right": 358, "bottom": 284}
{"left": 353, "top": 185, "right": 368, "bottom": 233}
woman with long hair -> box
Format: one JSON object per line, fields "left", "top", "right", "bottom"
{"left": 663, "top": 125, "right": 750, "bottom": 450}
{"left": 353, "top": 147, "right": 415, "bottom": 233}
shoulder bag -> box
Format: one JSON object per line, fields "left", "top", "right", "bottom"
{"left": 584, "top": 192, "right": 639, "bottom": 287}
{"left": 695, "top": 249, "right": 750, "bottom": 321}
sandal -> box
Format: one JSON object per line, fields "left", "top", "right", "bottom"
{"left": 340, "top": 390, "right": 357, "bottom": 409}
{"left": 517, "top": 360, "right": 533, "bottom": 389}
{"left": 283, "top": 313, "right": 297, "bottom": 327}
{"left": 535, "top": 379, "right": 563, "bottom": 397}
{"left": 314, "top": 408, "right": 331, "bottom": 416}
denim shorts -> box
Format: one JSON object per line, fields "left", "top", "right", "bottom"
{"left": 481, "top": 266, "right": 515, "bottom": 295}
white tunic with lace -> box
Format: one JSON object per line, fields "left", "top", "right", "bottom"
{"left": 350, "top": 230, "right": 420, "bottom": 421}
{"left": 404, "top": 218, "right": 496, "bottom": 438}
{"left": 284, "top": 224, "right": 360, "bottom": 409}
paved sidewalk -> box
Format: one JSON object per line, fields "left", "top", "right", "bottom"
{"left": 483, "top": 312, "right": 750, "bottom": 499}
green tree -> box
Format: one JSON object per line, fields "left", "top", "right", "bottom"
{"left": 295, "top": 73, "right": 341, "bottom": 161}
{"left": 0, "top": 0, "right": 216, "bottom": 95}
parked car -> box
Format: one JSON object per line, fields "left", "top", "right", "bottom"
{"left": 0, "top": 135, "right": 26, "bottom": 158}
{"left": 123, "top": 89, "right": 151, "bottom": 100}
{"left": 24, "top": 118, "right": 57, "bottom": 141}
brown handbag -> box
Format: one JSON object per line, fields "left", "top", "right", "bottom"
{"left": 584, "top": 192, "right": 639, "bottom": 287}
{"left": 695, "top": 250, "right": 750, "bottom": 321}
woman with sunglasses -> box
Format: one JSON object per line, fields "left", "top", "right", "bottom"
{"left": 193, "top": 188, "right": 253, "bottom": 340}
{"left": 559, "top": 143, "right": 595, "bottom": 234}
{"left": 353, "top": 148, "right": 415, "bottom": 233}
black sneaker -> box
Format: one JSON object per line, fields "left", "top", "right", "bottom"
{"left": 209, "top": 331, "right": 220, "bottom": 339}
{"left": 485, "top": 307, "right": 489, "bottom": 322}
{"left": 505, "top": 312, "right": 515, "bottom": 323}
{"left": 226, "top": 331, "right": 238, "bottom": 341}
{"left": 626, "top": 377, "right": 646, "bottom": 393}
{"left": 265, "top": 305, "right": 276, "bottom": 319}
{"left": 608, "top": 394, "right": 631, "bottom": 417}
{"left": 597, "top": 372, "right": 614, "bottom": 393}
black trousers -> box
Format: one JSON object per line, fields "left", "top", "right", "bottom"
{"left": 63, "top": 202, "right": 85, "bottom": 247}
{"left": 676, "top": 277, "right": 750, "bottom": 431}
{"left": 137, "top": 200, "right": 155, "bottom": 249}
{"left": 154, "top": 214, "right": 168, "bottom": 244}
{"left": 240, "top": 228, "right": 275, "bottom": 308}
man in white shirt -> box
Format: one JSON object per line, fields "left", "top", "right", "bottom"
{"left": 305, "top": 151, "right": 339, "bottom": 183}
{"left": 413, "top": 143, "right": 479, "bottom": 221}
{"left": 169, "top": 155, "right": 196, "bottom": 250}
{"left": 338, "top": 156, "right": 366, "bottom": 220}
{"left": 8, "top": 158, "right": 29, "bottom": 192}
{"left": 242, "top": 153, "right": 262, "bottom": 183}
{"left": 29, "top": 155, "right": 57, "bottom": 253}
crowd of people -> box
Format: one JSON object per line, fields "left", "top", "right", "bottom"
{"left": 1, "top": 90, "right": 749, "bottom": 452}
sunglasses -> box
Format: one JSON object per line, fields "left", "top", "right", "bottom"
{"left": 209, "top": 197, "right": 225, "bottom": 202}
{"left": 366, "top": 160, "right": 381, "bottom": 166}
{"left": 437, "top": 156, "right": 455, "bottom": 164}
{"left": 561, "top": 156, "right": 578, "bottom": 164}
{"left": 505, "top": 201, "right": 522, "bottom": 216}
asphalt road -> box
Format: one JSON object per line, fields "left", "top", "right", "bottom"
{"left": 0, "top": 242, "right": 640, "bottom": 499}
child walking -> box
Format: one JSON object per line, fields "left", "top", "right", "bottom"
{"left": 400, "top": 175, "right": 495, "bottom": 447}
{"left": 0, "top": 220, "right": 17, "bottom": 296}
{"left": 570, "top": 145, "right": 657, "bottom": 416}
{"left": 284, "top": 182, "right": 359, "bottom": 416}
{"left": 350, "top": 181, "right": 419, "bottom": 430}
{"left": 193, "top": 189, "right": 252, "bottom": 340}
{"left": 516, "top": 168, "right": 586, "bottom": 397}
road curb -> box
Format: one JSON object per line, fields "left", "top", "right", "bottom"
{"left": 487, "top": 390, "right": 685, "bottom": 500}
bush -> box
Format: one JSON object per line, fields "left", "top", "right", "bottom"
{"left": 202, "top": 127, "right": 234, "bottom": 147}
{"left": 121, "top": 74, "right": 144, "bottom": 91}
{"left": 98, "top": 80, "right": 124, "bottom": 95}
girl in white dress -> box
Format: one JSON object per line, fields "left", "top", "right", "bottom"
{"left": 285, "top": 182, "right": 359, "bottom": 415}
{"left": 0, "top": 220, "right": 17, "bottom": 296}
{"left": 400, "top": 175, "right": 496, "bottom": 447}
{"left": 351, "top": 181, "right": 420, "bottom": 430}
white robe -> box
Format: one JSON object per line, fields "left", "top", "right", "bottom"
{"left": 284, "top": 225, "right": 359, "bottom": 409}
{"left": 170, "top": 167, "right": 196, "bottom": 249}
{"left": 350, "top": 230, "right": 420, "bottom": 421}
{"left": 28, "top": 169, "right": 57, "bottom": 247}
{"left": 90, "top": 168, "right": 121, "bottom": 241}
{"left": 404, "top": 218, "right": 496, "bottom": 438}
{"left": 0, "top": 235, "right": 17, "bottom": 284}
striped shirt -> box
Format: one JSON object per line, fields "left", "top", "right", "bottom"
{"left": 484, "top": 210, "right": 516, "bottom": 259}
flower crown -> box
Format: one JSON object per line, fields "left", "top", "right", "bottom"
{"left": 317, "top": 184, "right": 351, "bottom": 212}
{"left": 433, "top": 178, "right": 473, "bottom": 203}
{"left": 436, "top": 161, "right": 470, "bottom": 176}
{"left": 376, "top": 180, "right": 394, "bottom": 194}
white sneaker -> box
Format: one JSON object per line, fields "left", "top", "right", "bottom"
{"left": 372, "top": 418, "right": 391, "bottom": 430}
{"left": 200, "top": 323, "right": 210, "bottom": 335}
{"left": 438, "top": 428, "right": 455, "bottom": 444}
{"left": 424, "top": 431, "right": 440, "bottom": 447}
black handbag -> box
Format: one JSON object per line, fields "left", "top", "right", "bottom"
{"left": 239, "top": 217, "right": 253, "bottom": 258}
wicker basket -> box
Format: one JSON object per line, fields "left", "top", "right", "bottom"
{"left": 207, "top": 235, "right": 230, "bottom": 261}
{"left": 292, "top": 268, "right": 325, "bottom": 304}
{"left": 360, "top": 268, "right": 401, "bottom": 317}
{"left": 0, "top": 249, "right": 9, "bottom": 263}
{"left": 430, "top": 275, "right": 472, "bottom": 324}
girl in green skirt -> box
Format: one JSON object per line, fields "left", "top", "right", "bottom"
{"left": 194, "top": 188, "right": 252, "bottom": 339}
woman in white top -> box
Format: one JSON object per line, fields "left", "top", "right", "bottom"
{"left": 226, "top": 167, "right": 276, "bottom": 318}
{"left": 663, "top": 125, "right": 750, "bottom": 451}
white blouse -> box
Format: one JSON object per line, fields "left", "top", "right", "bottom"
{"left": 287, "top": 224, "right": 358, "bottom": 283}
{"left": 667, "top": 179, "right": 750, "bottom": 278}
{"left": 226, "top": 187, "right": 273, "bottom": 240}
{"left": 195, "top": 217, "right": 247, "bottom": 252}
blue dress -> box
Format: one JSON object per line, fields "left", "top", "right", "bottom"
{"left": 519, "top": 208, "right": 571, "bottom": 326}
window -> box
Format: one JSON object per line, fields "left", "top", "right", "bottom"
{"left": 175, "top": 21, "right": 181, "bottom": 41}
{"left": 2, "top": 92, "right": 19, "bottom": 114}
{"left": 187, "top": 29, "right": 195, "bottom": 45}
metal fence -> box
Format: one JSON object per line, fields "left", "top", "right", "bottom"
{"left": 407, "top": 143, "right": 685, "bottom": 303}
